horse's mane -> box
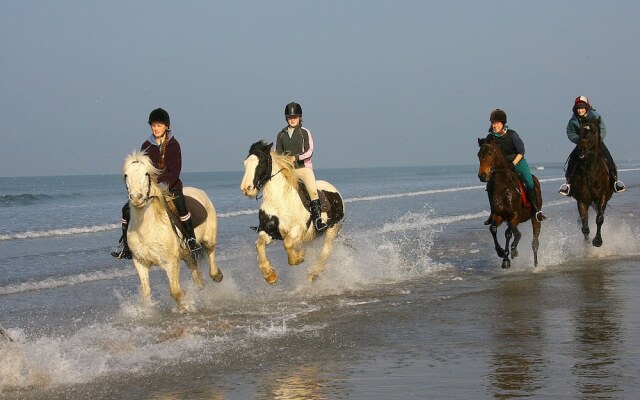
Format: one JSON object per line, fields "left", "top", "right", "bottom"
{"left": 123, "top": 151, "right": 162, "bottom": 180}
{"left": 271, "top": 151, "right": 299, "bottom": 190}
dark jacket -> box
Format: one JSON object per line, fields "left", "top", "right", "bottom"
{"left": 141, "top": 134, "right": 183, "bottom": 191}
{"left": 485, "top": 128, "right": 525, "bottom": 163}
{"left": 275, "top": 125, "right": 314, "bottom": 169}
{"left": 567, "top": 110, "right": 606, "bottom": 144}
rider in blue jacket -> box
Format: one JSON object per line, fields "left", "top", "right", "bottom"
{"left": 559, "top": 96, "right": 625, "bottom": 195}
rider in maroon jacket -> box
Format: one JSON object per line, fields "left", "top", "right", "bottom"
{"left": 111, "top": 108, "right": 202, "bottom": 259}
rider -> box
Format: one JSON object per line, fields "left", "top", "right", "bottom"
{"left": 111, "top": 108, "right": 203, "bottom": 259}
{"left": 275, "top": 102, "right": 328, "bottom": 232}
{"left": 485, "top": 109, "right": 546, "bottom": 223}
{"left": 558, "top": 96, "right": 625, "bottom": 195}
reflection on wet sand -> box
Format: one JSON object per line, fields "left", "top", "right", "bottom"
{"left": 571, "top": 264, "right": 623, "bottom": 398}
{"left": 487, "top": 278, "right": 546, "bottom": 398}
{"left": 256, "top": 365, "right": 345, "bottom": 400}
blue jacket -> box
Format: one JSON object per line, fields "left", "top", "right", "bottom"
{"left": 567, "top": 110, "right": 606, "bottom": 144}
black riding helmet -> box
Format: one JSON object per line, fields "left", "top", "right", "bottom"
{"left": 284, "top": 102, "right": 302, "bottom": 117}
{"left": 490, "top": 109, "right": 507, "bottom": 124}
{"left": 149, "top": 108, "right": 170, "bottom": 127}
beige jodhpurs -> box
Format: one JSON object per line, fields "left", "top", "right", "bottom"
{"left": 294, "top": 167, "right": 319, "bottom": 200}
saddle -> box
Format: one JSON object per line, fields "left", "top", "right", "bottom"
{"left": 166, "top": 195, "right": 208, "bottom": 228}
{"left": 295, "top": 180, "right": 344, "bottom": 227}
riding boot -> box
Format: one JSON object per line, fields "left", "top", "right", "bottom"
{"left": 527, "top": 187, "right": 546, "bottom": 222}
{"left": 111, "top": 223, "right": 132, "bottom": 259}
{"left": 182, "top": 217, "right": 203, "bottom": 253}
{"left": 310, "top": 199, "right": 328, "bottom": 232}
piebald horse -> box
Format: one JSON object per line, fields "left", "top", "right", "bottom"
{"left": 123, "top": 151, "right": 222, "bottom": 309}
{"left": 240, "top": 141, "right": 345, "bottom": 284}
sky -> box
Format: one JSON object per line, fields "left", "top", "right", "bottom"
{"left": 1, "top": 0, "right": 639, "bottom": 177}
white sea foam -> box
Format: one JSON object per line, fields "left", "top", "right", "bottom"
{"left": 0, "top": 223, "right": 119, "bottom": 241}
{"left": 0, "top": 268, "right": 136, "bottom": 295}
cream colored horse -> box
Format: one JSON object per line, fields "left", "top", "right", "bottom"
{"left": 123, "top": 151, "right": 222, "bottom": 309}
{"left": 240, "top": 141, "right": 345, "bottom": 284}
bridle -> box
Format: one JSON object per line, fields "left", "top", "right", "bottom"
{"left": 247, "top": 151, "right": 283, "bottom": 199}
{"left": 124, "top": 161, "right": 155, "bottom": 203}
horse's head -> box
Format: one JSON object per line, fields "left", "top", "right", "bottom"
{"left": 477, "top": 137, "right": 506, "bottom": 182}
{"left": 577, "top": 117, "right": 601, "bottom": 159}
{"left": 241, "top": 140, "right": 274, "bottom": 198}
{"left": 123, "top": 151, "right": 160, "bottom": 208}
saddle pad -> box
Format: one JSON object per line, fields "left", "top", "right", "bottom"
{"left": 517, "top": 180, "right": 531, "bottom": 208}
{"left": 185, "top": 196, "right": 208, "bottom": 228}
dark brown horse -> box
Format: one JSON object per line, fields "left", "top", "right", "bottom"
{"left": 477, "top": 137, "right": 542, "bottom": 268}
{"left": 567, "top": 117, "right": 613, "bottom": 247}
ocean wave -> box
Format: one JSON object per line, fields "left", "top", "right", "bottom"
{"left": 0, "top": 268, "right": 136, "bottom": 295}
{"left": 0, "top": 224, "right": 119, "bottom": 241}
{"left": 344, "top": 185, "right": 482, "bottom": 203}
{"left": 0, "top": 193, "right": 84, "bottom": 207}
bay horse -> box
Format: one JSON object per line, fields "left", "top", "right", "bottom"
{"left": 123, "top": 151, "right": 223, "bottom": 309}
{"left": 477, "top": 137, "right": 542, "bottom": 268}
{"left": 566, "top": 117, "right": 613, "bottom": 247}
{"left": 240, "top": 141, "right": 345, "bottom": 284}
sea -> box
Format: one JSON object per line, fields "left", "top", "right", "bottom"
{"left": 1, "top": 161, "right": 640, "bottom": 399}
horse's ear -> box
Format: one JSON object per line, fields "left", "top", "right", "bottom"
{"left": 267, "top": 142, "right": 273, "bottom": 150}
{"left": 478, "top": 138, "right": 487, "bottom": 147}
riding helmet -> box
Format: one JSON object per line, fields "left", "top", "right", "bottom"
{"left": 573, "top": 95, "right": 592, "bottom": 112}
{"left": 489, "top": 109, "right": 507, "bottom": 124}
{"left": 284, "top": 102, "right": 303, "bottom": 117}
{"left": 148, "top": 108, "right": 170, "bottom": 127}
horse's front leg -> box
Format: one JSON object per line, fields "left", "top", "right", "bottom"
{"left": 308, "top": 222, "right": 341, "bottom": 283}
{"left": 284, "top": 226, "right": 305, "bottom": 266}
{"left": 578, "top": 202, "right": 590, "bottom": 242}
{"left": 502, "top": 226, "right": 513, "bottom": 269}
{"left": 509, "top": 223, "right": 522, "bottom": 259}
{"left": 490, "top": 223, "right": 506, "bottom": 259}
{"left": 132, "top": 257, "right": 152, "bottom": 305}
{"left": 256, "top": 231, "right": 277, "bottom": 284}
{"left": 164, "top": 260, "right": 186, "bottom": 310}
{"left": 592, "top": 204, "right": 606, "bottom": 248}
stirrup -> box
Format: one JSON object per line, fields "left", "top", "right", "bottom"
{"left": 558, "top": 183, "right": 570, "bottom": 196}
{"left": 535, "top": 211, "right": 547, "bottom": 222}
{"left": 314, "top": 218, "right": 328, "bottom": 232}
{"left": 614, "top": 180, "right": 626, "bottom": 193}
{"left": 111, "top": 245, "right": 132, "bottom": 259}
{"left": 186, "top": 238, "right": 203, "bottom": 252}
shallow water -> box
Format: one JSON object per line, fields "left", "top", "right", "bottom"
{"left": 1, "top": 163, "right": 640, "bottom": 399}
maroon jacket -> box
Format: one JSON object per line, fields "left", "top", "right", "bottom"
{"left": 141, "top": 134, "right": 183, "bottom": 191}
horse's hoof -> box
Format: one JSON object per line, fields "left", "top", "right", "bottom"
{"left": 210, "top": 271, "right": 223, "bottom": 283}
{"left": 592, "top": 237, "right": 603, "bottom": 247}
{"left": 265, "top": 271, "right": 278, "bottom": 285}
{"left": 307, "top": 273, "right": 319, "bottom": 283}
{"left": 501, "top": 259, "right": 511, "bottom": 269}
{"left": 511, "top": 249, "right": 519, "bottom": 259}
